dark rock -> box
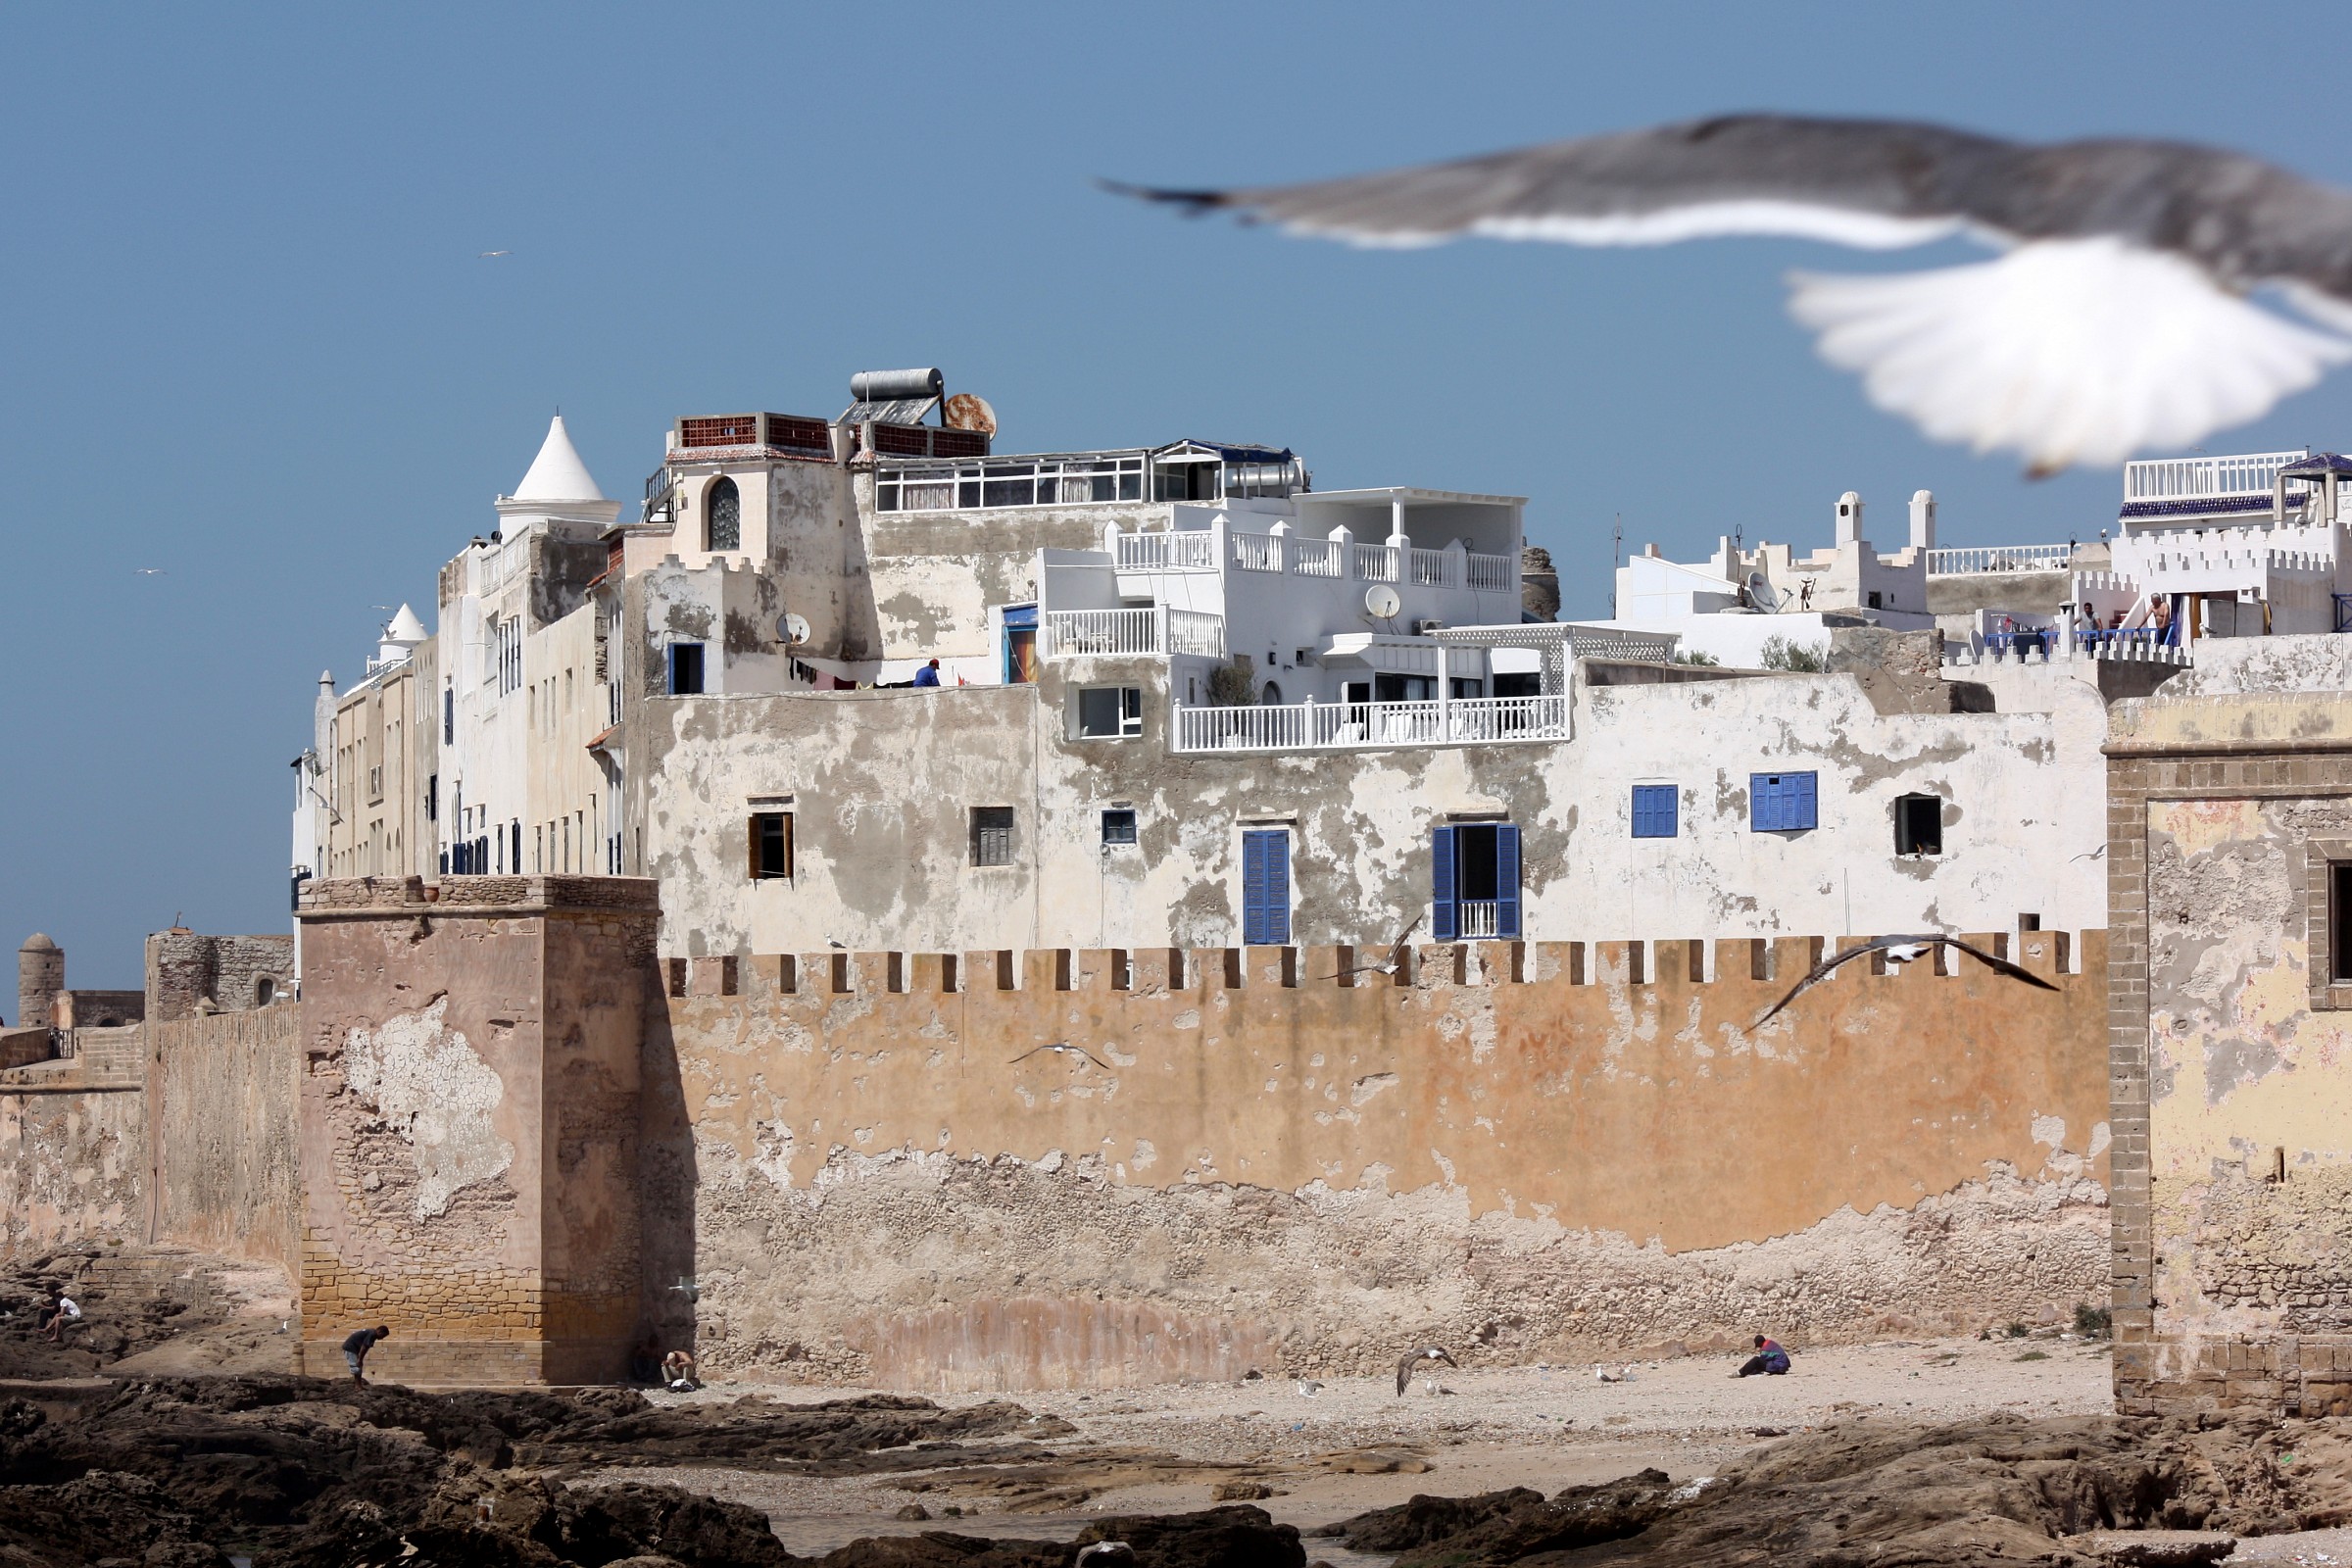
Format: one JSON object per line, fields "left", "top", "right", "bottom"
{"left": 1324, "top": 1488, "right": 1544, "bottom": 1551}
{"left": 1074, "top": 1504, "right": 1303, "bottom": 1568}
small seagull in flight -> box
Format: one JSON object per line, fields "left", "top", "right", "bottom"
{"left": 1320, "top": 913, "right": 1422, "bottom": 982}
{"left": 1753, "top": 933, "right": 2058, "bottom": 1028}
{"left": 1114, "top": 115, "right": 2352, "bottom": 472}
{"left": 1396, "top": 1345, "right": 1458, "bottom": 1396}
{"left": 134, "top": 568, "right": 166, "bottom": 575}
{"left": 478, "top": 250, "right": 512, "bottom": 258}
{"left": 1007, "top": 1042, "right": 1110, "bottom": 1070}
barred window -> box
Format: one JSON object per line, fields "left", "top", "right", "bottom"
{"left": 970, "top": 807, "right": 1014, "bottom": 867}
{"left": 707, "top": 476, "right": 741, "bottom": 552}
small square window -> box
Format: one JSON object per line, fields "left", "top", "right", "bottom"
{"left": 1077, "top": 686, "right": 1144, "bottom": 739}
{"left": 1894, "top": 794, "right": 1942, "bottom": 856}
{"left": 1102, "top": 808, "right": 1139, "bottom": 846}
{"left": 971, "top": 807, "right": 1015, "bottom": 867}
{"left": 1867, "top": 590, "right": 1884, "bottom": 610}
{"left": 1632, "top": 784, "right": 1678, "bottom": 839}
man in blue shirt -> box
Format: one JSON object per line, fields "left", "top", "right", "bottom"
{"left": 912, "top": 659, "right": 942, "bottom": 687}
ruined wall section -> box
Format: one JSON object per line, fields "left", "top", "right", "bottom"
{"left": 149, "top": 1007, "right": 301, "bottom": 1270}
{"left": 2107, "top": 689, "right": 2352, "bottom": 1416}
{"left": 145, "top": 931, "right": 295, "bottom": 1022}
{"left": 664, "top": 933, "right": 2108, "bottom": 1390}
{"left": 295, "top": 875, "right": 658, "bottom": 1385}
{"left": 0, "top": 1083, "right": 143, "bottom": 1256}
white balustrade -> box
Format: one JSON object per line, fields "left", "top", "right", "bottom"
{"left": 1044, "top": 608, "right": 1227, "bottom": 659}
{"left": 1352, "top": 543, "right": 1398, "bottom": 582}
{"left": 1292, "top": 537, "right": 1343, "bottom": 577}
{"left": 1456, "top": 902, "right": 1501, "bottom": 939}
{"left": 1115, "top": 531, "right": 1216, "bottom": 571}
{"left": 1467, "top": 552, "right": 1515, "bottom": 591}
{"left": 2125, "top": 450, "right": 2306, "bottom": 501}
{"left": 1409, "top": 548, "right": 1456, "bottom": 588}
{"left": 1230, "top": 531, "right": 1283, "bottom": 572}
{"left": 1925, "top": 544, "right": 2075, "bottom": 576}
{"left": 1175, "top": 695, "right": 1569, "bottom": 752}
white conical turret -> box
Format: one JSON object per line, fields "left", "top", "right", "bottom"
{"left": 511, "top": 415, "right": 606, "bottom": 503}
{"left": 372, "top": 604, "right": 427, "bottom": 671}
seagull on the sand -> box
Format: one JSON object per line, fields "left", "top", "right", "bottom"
{"left": 1595, "top": 1362, "right": 1637, "bottom": 1383}
{"left": 1752, "top": 933, "right": 2058, "bottom": 1028}
{"left": 1320, "top": 914, "right": 1422, "bottom": 982}
{"left": 1006, "top": 1042, "right": 1110, "bottom": 1070}
{"left": 1396, "top": 1345, "right": 1458, "bottom": 1396}
{"left": 1112, "top": 115, "right": 2352, "bottom": 472}
{"left": 1075, "top": 1545, "right": 1135, "bottom": 1565}
{"left": 1295, "top": 1378, "right": 1324, "bottom": 1397}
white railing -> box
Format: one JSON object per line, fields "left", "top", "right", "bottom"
{"left": 1174, "top": 694, "right": 1569, "bottom": 753}
{"left": 1167, "top": 608, "right": 1225, "bottom": 657}
{"left": 1352, "top": 543, "right": 1398, "bottom": 582}
{"left": 1292, "top": 537, "right": 1343, "bottom": 577}
{"left": 1468, "top": 553, "right": 1515, "bottom": 591}
{"left": 1926, "top": 544, "right": 2075, "bottom": 576}
{"left": 1043, "top": 608, "right": 1226, "bottom": 659}
{"left": 2124, "top": 450, "right": 2306, "bottom": 502}
{"left": 1231, "top": 531, "right": 1283, "bottom": 572}
{"left": 1410, "top": 547, "right": 1456, "bottom": 587}
{"left": 1457, "top": 902, "right": 1501, "bottom": 939}
{"left": 1114, "top": 531, "right": 1216, "bottom": 571}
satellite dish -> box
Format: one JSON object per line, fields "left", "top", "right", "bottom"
{"left": 778, "top": 612, "right": 810, "bottom": 646}
{"left": 1365, "top": 584, "right": 1402, "bottom": 619}
{"left": 943, "top": 393, "right": 998, "bottom": 436}
{"left": 1740, "top": 572, "right": 1782, "bottom": 612}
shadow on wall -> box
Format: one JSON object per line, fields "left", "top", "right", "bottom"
{"left": 639, "top": 975, "right": 699, "bottom": 1368}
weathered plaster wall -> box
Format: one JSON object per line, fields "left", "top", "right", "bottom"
{"left": 860, "top": 490, "right": 1154, "bottom": 660}
{"left": 0, "top": 1084, "right": 143, "bottom": 1257}
{"left": 294, "top": 875, "right": 658, "bottom": 1385}
{"left": 149, "top": 1007, "right": 301, "bottom": 1270}
{"left": 2108, "top": 687, "right": 2352, "bottom": 1416}
{"left": 634, "top": 650, "right": 2109, "bottom": 959}
{"left": 658, "top": 932, "right": 2108, "bottom": 1390}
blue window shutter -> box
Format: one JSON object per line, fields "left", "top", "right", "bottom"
{"left": 1494, "top": 824, "right": 1521, "bottom": 939}
{"left": 1432, "top": 825, "right": 1457, "bottom": 941}
{"left": 1243, "top": 829, "right": 1290, "bottom": 945}
{"left": 1751, "top": 773, "right": 1779, "bottom": 831}
{"left": 1793, "top": 771, "right": 1818, "bottom": 830}
{"left": 1632, "top": 785, "right": 1676, "bottom": 838}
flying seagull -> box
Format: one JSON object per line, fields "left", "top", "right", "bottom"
{"left": 1752, "top": 933, "right": 2059, "bottom": 1028}
{"left": 1320, "top": 913, "right": 1423, "bottom": 982}
{"left": 134, "top": 568, "right": 166, "bottom": 575}
{"left": 1112, "top": 115, "right": 2352, "bottom": 473}
{"left": 478, "top": 250, "right": 511, "bottom": 258}
{"left": 1396, "top": 1345, "right": 1458, "bottom": 1396}
{"left": 1007, "top": 1042, "right": 1110, "bottom": 1070}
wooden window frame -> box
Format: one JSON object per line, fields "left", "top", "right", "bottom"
{"left": 2308, "top": 838, "right": 2352, "bottom": 1010}
{"left": 971, "top": 807, "right": 1015, "bottom": 868}
{"left": 750, "top": 810, "right": 794, "bottom": 881}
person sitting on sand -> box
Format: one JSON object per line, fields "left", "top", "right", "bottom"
{"left": 1737, "top": 1335, "right": 1790, "bottom": 1377}
{"left": 662, "top": 1348, "right": 698, "bottom": 1391}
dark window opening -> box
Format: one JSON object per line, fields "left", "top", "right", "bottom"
{"left": 425, "top": 774, "right": 438, "bottom": 821}
{"left": 1078, "top": 687, "right": 1144, "bottom": 739}
{"left": 707, "top": 476, "right": 741, "bottom": 552}
{"left": 2335, "top": 863, "right": 2352, "bottom": 983}
{"left": 750, "top": 811, "right": 793, "bottom": 879}
{"left": 668, "top": 642, "right": 705, "bottom": 696}
{"left": 1374, "top": 673, "right": 1435, "bottom": 702}
{"left": 442, "top": 686, "right": 454, "bottom": 744}
{"left": 1432, "top": 822, "right": 1522, "bottom": 940}
{"left": 1632, "top": 784, "right": 1677, "bottom": 839}
{"left": 1450, "top": 677, "right": 1484, "bottom": 700}
{"left": 971, "top": 807, "right": 1014, "bottom": 867}
{"left": 1102, "top": 808, "right": 1138, "bottom": 846}
{"left": 1895, "top": 794, "right": 1942, "bottom": 856}
{"left": 1493, "top": 671, "right": 1541, "bottom": 699}
{"left": 1867, "top": 590, "right": 1884, "bottom": 610}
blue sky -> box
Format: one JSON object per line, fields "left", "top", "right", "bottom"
{"left": 8, "top": 2, "right": 2352, "bottom": 987}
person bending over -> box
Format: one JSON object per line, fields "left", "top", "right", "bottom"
{"left": 343, "top": 1324, "right": 390, "bottom": 1386}
{"left": 1737, "top": 1335, "right": 1790, "bottom": 1377}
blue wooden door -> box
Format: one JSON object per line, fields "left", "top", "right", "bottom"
{"left": 1242, "top": 829, "right": 1291, "bottom": 945}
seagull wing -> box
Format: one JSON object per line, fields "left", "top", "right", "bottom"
{"left": 1068, "top": 1046, "right": 1111, "bottom": 1069}
{"left": 1933, "top": 936, "right": 2062, "bottom": 993}
{"left": 1751, "top": 939, "right": 1894, "bottom": 1028}
{"left": 1387, "top": 912, "right": 1424, "bottom": 967}
{"left": 1116, "top": 115, "right": 2352, "bottom": 470}
{"left": 1396, "top": 1350, "right": 1420, "bottom": 1396}
{"left": 1005, "top": 1046, "right": 1052, "bottom": 1065}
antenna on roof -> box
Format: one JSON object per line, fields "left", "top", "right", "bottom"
{"left": 1609, "top": 514, "right": 1623, "bottom": 617}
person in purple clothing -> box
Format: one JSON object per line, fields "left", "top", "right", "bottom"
{"left": 1737, "top": 1334, "right": 1791, "bottom": 1377}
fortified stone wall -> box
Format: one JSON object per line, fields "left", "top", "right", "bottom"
{"left": 149, "top": 1007, "right": 301, "bottom": 1270}
{"left": 2107, "top": 688, "right": 2352, "bottom": 1416}
{"left": 295, "top": 875, "right": 658, "bottom": 1386}
{"left": 656, "top": 930, "right": 2110, "bottom": 1391}
{"left": 146, "top": 931, "right": 296, "bottom": 1022}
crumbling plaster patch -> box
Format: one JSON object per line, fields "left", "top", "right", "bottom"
{"left": 343, "top": 996, "right": 515, "bottom": 1220}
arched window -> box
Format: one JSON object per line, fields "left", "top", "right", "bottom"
{"left": 707, "top": 476, "right": 741, "bottom": 552}
{"left": 1261, "top": 681, "right": 1283, "bottom": 705}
